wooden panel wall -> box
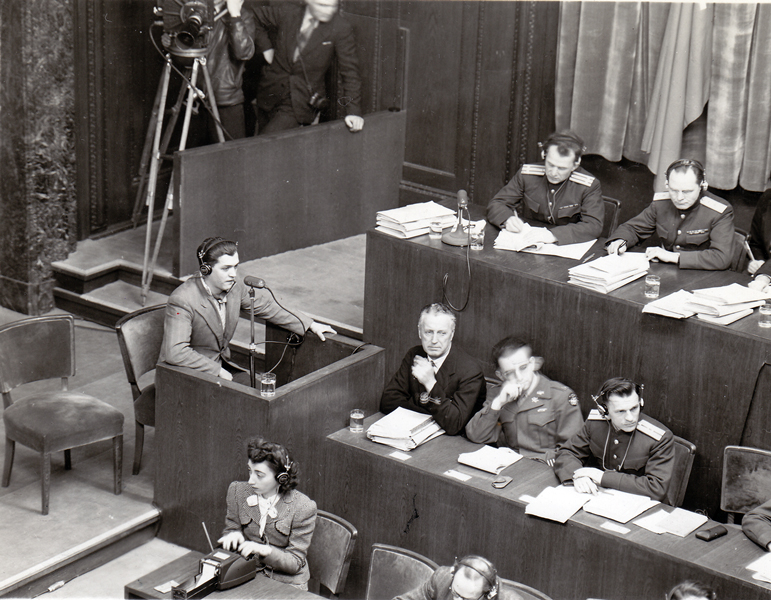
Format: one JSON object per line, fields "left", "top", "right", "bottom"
{"left": 75, "top": 1, "right": 559, "bottom": 236}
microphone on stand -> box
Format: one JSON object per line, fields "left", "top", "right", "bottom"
{"left": 244, "top": 276, "right": 266, "bottom": 288}
{"left": 442, "top": 189, "right": 471, "bottom": 247}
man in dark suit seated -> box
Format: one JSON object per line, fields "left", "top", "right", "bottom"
{"left": 379, "top": 303, "right": 486, "bottom": 436}
{"left": 159, "top": 237, "right": 336, "bottom": 383}
{"left": 251, "top": 0, "right": 364, "bottom": 134}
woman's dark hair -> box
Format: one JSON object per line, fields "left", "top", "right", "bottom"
{"left": 246, "top": 436, "right": 298, "bottom": 494}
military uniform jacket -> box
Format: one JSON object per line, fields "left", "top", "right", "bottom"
{"left": 486, "top": 163, "right": 604, "bottom": 245}
{"left": 742, "top": 498, "right": 771, "bottom": 550}
{"left": 222, "top": 482, "right": 317, "bottom": 585}
{"left": 465, "top": 374, "right": 583, "bottom": 459}
{"left": 379, "top": 344, "right": 486, "bottom": 436}
{"left": 554, "top": 410, "right": 675, "bottom": 503}
{"left": 749, "top": 189, "right": 771, "bottom": 278}
{"left": 609, "top": 191, "right": 734, "bottom": 270}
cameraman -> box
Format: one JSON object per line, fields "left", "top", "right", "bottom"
{"left": 252, "top": 0, "right": 363, "bottom": 134}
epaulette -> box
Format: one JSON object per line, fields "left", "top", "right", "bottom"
{"left": 700, "top": 196, "right": 728, "bottom": 214}
{"left": 588, "top": 409, "right": 605, "bottom": 421}
{"left": 637, "top": 419, "right": 665, "bottom": 441}
{"left": 569, "top": 171, "right": 595, "bottom": 187}
{"left": 521, "top": 164, "right": 546, "bottom": 176}
{"left": 653, "top": 192, "right": 670, "bottom": 201}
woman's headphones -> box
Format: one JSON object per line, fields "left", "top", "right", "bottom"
{"left": 666, "top": 158, "right": 708, "bottom": 191}
{"left": 197, "top": 237, "right": 226, "bottom": 276}
{"left": 451, "top": 556, "right": 498, "bottom": 600}
{"left": 592, "top": 377, "right": 644, "bottom": 418}
{"left": 275, "top": 447, "right": 293, "bottom": 486}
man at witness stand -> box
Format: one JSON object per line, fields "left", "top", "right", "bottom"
{"left": 465, "top": 337, "right": 583, "bottom": 466}
{"left": 554, "top": 377, "right": 675, "bottom": 503}
{"left": 486, "top": 130, "right": 604, "bottom": 246}
{"left": 251, "top": 0, "right": 364, "bottom": 134}
{"left": 606, "top": 159, "right": 734, "bottom": 270}
{"left": 159, "top": 237, "right": 335, "bottom": 384}
{"left": 379, "top": 303, "right": 486, "bottom": 436}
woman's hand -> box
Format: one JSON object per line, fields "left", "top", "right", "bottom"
{"left": 217, "top": 531, "right": 245, "bottom": 552}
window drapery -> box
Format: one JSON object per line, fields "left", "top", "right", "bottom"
{"left": 556, "top": 2, "right": 771, "bottom": 192}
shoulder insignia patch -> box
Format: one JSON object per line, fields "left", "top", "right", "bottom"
{"left": 569, "top": 171, "right": 595, "bottom": 187}
{"left": 653, "top": 192, "right": 670, "bottom": 201}
{"left": 568, "top": 393, "right": 578, "bottom": 407}
{"left": 700, "top": 196, "right": 728, "bottom": 214}
{"left": 521, "top": 164, "right": 546, "bottom": 176}
{"left": 637, "top": 419, "right": 665, "bottom": 441}
{"left": 588, "top": 409, "right": 605, "bottom": 420}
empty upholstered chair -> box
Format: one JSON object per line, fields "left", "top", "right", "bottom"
{"left": 307, "top": 510, "right": 357, "bottom": 598}
{"left": 721, "top": 445, "right": 771, "bottom": 523}
{"left": 365, "top": 543, "right": 439, "bottom": 600}
{"left": 1, "top": 314, "right": 124, "bottom": 515}
{"left": 666, "top": 435, "right": 696, "bottom": 507}
{"left": 601, "top": 196, "right": 621, "bottom": 239}
{"left": 115, "top": 305, "right": 165, "bottom": 475}
{"left": 498, "top": 577, "right": 553, "bottom": 600}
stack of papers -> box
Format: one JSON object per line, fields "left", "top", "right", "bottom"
{"left": 567, "top": 253, "right": 649, "bottom": 293}
{"left": 366, "top": 407, "right": 444, "bottom": 451}
{"left": 687, "top": 283, "right": 766, "bottom": 325}
{"left": 375, "top": 202, "right": 457, "bottom": 239}
{"left": 582, "top": 488, "right": 659, "bottom": 523}
{"left": 633, "top": 507, "right": 708, "bottom": 536}
{"left": 642, "top": 290, "right": 697, "bottom": 319}
{"left": 457, "top": 446, "right": 522, "bottom": 474}
{"left": 494, "top": 228, "right": 595, "bottom": 260}
{"left": 524, "top": 485, "right": 590, "bottom": 523}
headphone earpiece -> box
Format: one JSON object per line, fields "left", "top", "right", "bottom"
{"left": 451, "top": 556, "right": 498, "bottom": 600}
{"left": 276, "top": 457, "right": 292, "bottom": 486}
{"left": 700, "top": 179, "right": 708, "bottom": 191}
{"left": 199, "top": 263, "right": 212, "bottom": 276}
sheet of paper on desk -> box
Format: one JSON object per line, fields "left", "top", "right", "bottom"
{"left": 457, "top": 446, "right": 522, "bottom": 474}
{"left": 696, "top": 307, "right": 755, "bottom": 325}
{"left": 493, "top": 229, "right": 596, "bottom": 260}
{"left": 524, "top": 485, "right": 590, "bottom": 523}
{"left": 633, "top": 507, "right": 707, "bottom": 536}
{"left": 642, "top": 290, "right": 697, "bottom": 319}
{"left": 582, "top": 488, "right": 658, "bottom": 523}
{"left": 747, "top": 553, "right": 771, "bottom": 581}
{"left": 692, "top": 282, "right": 770, "bottom": 305}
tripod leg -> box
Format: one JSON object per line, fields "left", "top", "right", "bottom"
{"left": 200, "top": 58, "right": 226, "bottom": 143}
{"left": 141, "top": 59, "right": 172, "bottom": 305}
{"left": 132, "top": 70, "right": 167, "bottom": 226}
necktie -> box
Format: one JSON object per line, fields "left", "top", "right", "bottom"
{"left": 430, "top": 359, "right": 437, "bottom": 372}
{"left": 294, "top": 17, "right": 316, "bottom": 62}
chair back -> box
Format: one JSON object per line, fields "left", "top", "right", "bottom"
{"left": 721, "top": 445, "right": 771, "bottom": 520}
{"left": 667, "top": 435, "right": 696, "bottom": 507}
{"left": 115, "top": 305, "right": 166, "bottom": 399}
{"left": 365, "top": 543, "right": 438, "bottom": 600}
{"left": 0, "top": 315, "right": 74, "bottom": 401}
{"left": 307, "top": 509, "right": 357, "bottom": 597}
{"left": 498, "top": 577, "right": 554, "bottom": 600}
{"left": 601, "top": 196, "right": 621, "bottom": 239}
{"left": 731, "top": 228, "right": 750, "bottom": 273}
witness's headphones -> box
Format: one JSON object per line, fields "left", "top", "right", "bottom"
{"left": 451, "top": 556, "right": 498, "bottom": 600}
{"left": 592, "top": 377, "right": 644, "bottom": 418}
{"left": 538, "top": 131, "right": 586, "bottom": 161}
{"left": 665, "top": 158, "right": 708, "bottom": 191}
{"left": 275, "top": 448, "right": 293, "bottom": 486}
{"left": 197, "top": 237, "right": 226, "bottom": 276}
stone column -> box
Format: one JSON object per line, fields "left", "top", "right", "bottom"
{"left": 0, "top": 0, "right": 76, "bottom": 315}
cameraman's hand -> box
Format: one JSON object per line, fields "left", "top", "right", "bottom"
{"left": 226, "top": 0, "right": 244, "bottom": 17}
{"left": 345, "top": 115, "right": 364, "bottom": 132}
{"left": 263, "top": 49, "right": 275, "bottom": 64}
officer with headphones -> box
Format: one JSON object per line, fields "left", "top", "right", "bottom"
{"left": 159, "top": 236, "right": 336, "bottom": 382}
{"left": 396, "top": 554, "right": 526, "bottom": 600}
{"left": 606, "top": 158, "right": 735, "bottom": 270}
{"left": 553, "top": 377, "right": 676, "bottom": 503}
{"left": 486, "top": 130, "right": 605, "bottom": 246}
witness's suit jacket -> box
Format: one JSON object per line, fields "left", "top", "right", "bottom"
{"left": 252, "top": 2, "right": 362, "bottom": 124}
{"left": 159, "top": 275, "right": 311, "bottom": 376}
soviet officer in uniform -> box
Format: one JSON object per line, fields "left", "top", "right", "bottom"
{"left": 553, "top": 377, "right": 675, "bottom": 503}
{"left": 606, "top": 159, "right": 734, "bottom": 270}
{"left": 465, "top": 337, "right": 583, "bottom": 466}
{"left": 486, "top": 130, "right": 604, "bottom": 246}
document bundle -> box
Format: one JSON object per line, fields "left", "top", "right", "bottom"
{"left": 366, "top": 407, "right": 444, "bottom": 451}
{"left": 457, "top": 445, "right": 522, "bottom": 474}
{"left": 643, "top": 283, "right": 765, "bottom": 324}
{"left": 567, "top": 253, "right": 649, "bottom": 294}
{"left": 375, "top": 202, "right": 457, "bottom": 239}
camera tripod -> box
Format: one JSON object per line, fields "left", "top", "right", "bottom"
{"left": 134, "top": 50, "right": 224, "bottom": 305}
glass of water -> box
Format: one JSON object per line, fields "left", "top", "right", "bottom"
{"left": 760, "top": 302, "right": 771, "bottom": 328}
{"left": 470, "top": 230, "right": 485, "bottom": 250}
{"left": 260, "top": 372, "right": 277, "bottom": 397}
{"left": 429, "top": 221, "right": 443, "bottom": 240}
{"left": 644, "top": 274, "right": 661, "bottom": 299}
{"left": 349, "top": 409, "right": 365, "bottom": 432}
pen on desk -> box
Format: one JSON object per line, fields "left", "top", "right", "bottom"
{"left": 745, "top": 240, "right": 756, "bottom": 262}
{"left": 582, "top": 253, "right": 595, "bottom": 264}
